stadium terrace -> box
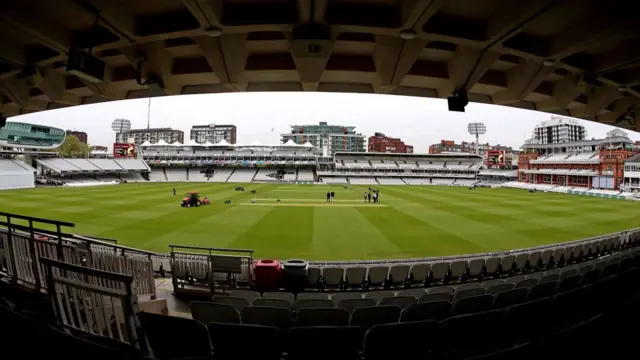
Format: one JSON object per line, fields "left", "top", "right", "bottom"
{"left": 1, "top": 118, "right": 640, "bottom": 360}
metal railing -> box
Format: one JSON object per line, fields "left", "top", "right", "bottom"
{"left": 40, "top": 257, "right": 147, "bottom": 352}
{"left": 0, "top": 212, "right": 156, "bottom": 298}
{"left": 169, "top": 244, "right": 254, "bottom": 296}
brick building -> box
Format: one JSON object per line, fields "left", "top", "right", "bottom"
{"left": 518, "top": 129, "right": 636, "bottom": 189}
{"left": 368, "top": 132, "right": 413, "bottom": 153}
{"left": 66, "top": 130, "right": 88, "bottom": 144}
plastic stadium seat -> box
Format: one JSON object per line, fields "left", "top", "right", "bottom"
{"left": 504, "top": 297, "right": 554, "bottom": 344}
{"left": 288, "top": 326, "right": 362, "bottom": 360}
{"left": 253, "top": 298, "right": 292, "bottom": 309}
{"left": 452, "top": 288, "right": 486, "bottom": 302}
{"left": 558, "top": 268, "right": 578, "bottom": 280}
{"left": 307, "top": 267, "right": 322, "bottom": 288}
{"left": 581, "top": 268, "right": 602, "bottom": 285}
{"left": 229, "top": 290, "right": 261, "bottom": 302}
{"left": 296, "top": 308, "right": 350, "bottom": 326}
{"left": 189, "top": 301, "right": 240, "bottom": 324}
{"left": 350, "top": 306, "right": 402, "bottom": 331}
{"left": 440, "top": 309, "right": 505, "bottom": 355}
{"left": 485, "top": 283, "right": 514, "bottom": 295}
{"left": 322, "top": 267, "right": 344, "bottom": 289}
{"left": 553, "top": 286, "right": 591, "bottom": 327}
{"left": 409, "top": 263, "right": 430, "bottom": 285}
{"left": 427, "top": 286, "right": 454, "bottom": 295}
{"left": 527, "top": 281, "right": 558, "bottom": 300}
{"left": 562, "top": 246, "right": 573, "bottom": 264}
{"left": 294, "top": 299, "right": 335, "bottom": 311}
{"left": 556, "top": 274, "right": 583, "bottom": 293}
{"left": 504, "top": 275, "right": 525, "bottom": 284}
{"left": 514, "top": 278, "right": 539, "bottom": 289}
{"left": 455, "top": 283, "right": 481, "bottom": 291}
{"left": 552, "top": 248, "right": 565, "bottom": 265}
{"left": 208, "top": 322, "right": 284, "bottom": 360}
{"left": 338, "top": 298, "right": 377, "bottom": 314}
{"left": 242, "top": 306, "right": 293, "bottom": 329}
{"left": 363, "top": 291, "right": 395, "bottom": 303}
{"left": 481, "top": 279, "right": 504, "bottom": 287}
{"left": 602, "top": 262, "right": 620, "bottom": 278}
{"left": 263, "top": 292, "right": 295, "bottom": 303}
{"left": 501, "top": 255, "right": 516, "bottom": 273}
{"left": 492, "top": 288, "right": 528, "bottom": 308}
{"left": 451, "top": 294, "right": 493, "bottom": 315}
{"left": 139, "top": 312, "right": 212, "bottom": 360}
{"left": 449, "top": 260, "right": 468, "bottom": 280}
{"left": 297, "top": 292, "right": 330, "bottom": 301}
{"left": 467, "top": 258, "right": 485, "bottom": 279}
{"left": 528, "top": 250, "right": 542, "bottom": 269}
{"left": 396, "top": 288, "right": 426, "bottom": 299}
{"left": 430, "top": 262, "right": 450, "bottom": 283}
{"left": 485, "top": 257, "right": 501, "bottom": 277}
{"left": 363, "top": 320, "right": 440, "bottom": 360}
{"left": 514, "top": 253, "right": 529, "bottom": 272}
{"left": 345, "top": 266, "right": 367, "bottom": 289}
{"left": 367, "top": 266, "right": 389, "bottom": 288}
{"left": 379, "top": 296, "right": 416, "bottom": 309}
{"left": 540, "top": 249, "right": 553, "bottom": 268}
{"left": 419, "top": 292, "right": 451, "bottom": 303}
{"left": 402, "top": 300, "right": 452, "bottom": 322}
{"left": 388, "top": 264, "right": 410, "bottom": 287}
{"left": 330, "top": 292, "right": 363, "bottom": 304}
{"left": 211, "top": 296, "right": 251, "bottom": 312}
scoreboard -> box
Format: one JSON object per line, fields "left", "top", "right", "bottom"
{"left": 487, "top": 150, "right": 505, "bottom": 166}
{"left": 113, "top": 142, "right": 136, "bottom": 158}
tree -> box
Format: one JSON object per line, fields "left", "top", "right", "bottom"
{"left": 58, "top": 135, "right": 90, "bottom": 158}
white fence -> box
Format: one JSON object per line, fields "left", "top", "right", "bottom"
{"left": 0, "top": 229, "right": 156, "bottom": 298}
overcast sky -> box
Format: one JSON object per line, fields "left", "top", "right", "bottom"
{"left": 9, "top": 93, "right": 640, "bottom": 153}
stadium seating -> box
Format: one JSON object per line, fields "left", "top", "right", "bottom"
{"left": 149, "top": 168, "right": 166, "bottom": 181}
{"left": 188, "top": 168, "right": 208, "bottom": 182}
{"left": 87, "top": 159, "right": 124, "bottom": 171}
{"left": 64, "top": 159, "right": 102, "bottom": 171}
{"left": 321, "top": 177, "right": 348, "bottom": 184}
{"left": 119, "top": 173, "right": 146, "bottom": 182}
{"left": 211, "top": 168, "right": 234, "bottom": 182}
{"left": 114, "top": 159, "right": 148, "bottom": 171}
{"left": 377, "top": 178, "right": 406, "bottom": 185}
{"left": 297, "top": 169, "right": 314, "bottom": 181}
{"left": 0, "top": 159, "right": 36, "bottom": 190}
{"left": 227, "top": 168, "right": 257, "bottom": 182}
{"left": 165, "top": 168, "right": 187, "bottom": 181}
{"left": 5, "top": 242, "right": 638, "bottom": 360}
{"left": 254, "top": 168, "right": 280, "bottom": 181}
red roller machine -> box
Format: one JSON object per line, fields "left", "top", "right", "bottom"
{"left": 253, "top": 259, "right": 281, "bottom": 292}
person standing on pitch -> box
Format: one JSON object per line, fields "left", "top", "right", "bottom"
{"left": 373, "top": 191, "right": 378, "bottom": 203}
{"left": 173, "top": 188, "right": 176, "bottom": 196}
{"left": 364, "top": 192, "right": 367, "bottom": 203}
{"left": 368, "top": 191, "right": 372, "bottom": 203}
{"left": 330, "top": 191, "right": 335, "bottom": 202}
{"left": 326, "top": 191, "right": 331, "bottom": 202}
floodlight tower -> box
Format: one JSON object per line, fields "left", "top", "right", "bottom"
{"left": 467, "top": 122, "right": 487, "bottom": 155}
{"left": 111, "top": 119, "right": 132, "bottom": 143}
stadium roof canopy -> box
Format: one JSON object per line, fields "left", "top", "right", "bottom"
{"left": 0, "top": 0, "right": 638, "bottom": 132}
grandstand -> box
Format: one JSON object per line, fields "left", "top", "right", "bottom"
{"left": 517, "top": 128, "right": 635, "bottom": 191}
{"left": 319, "top": 152, "right": 483, "bottom": 186}
{"left": 35, "top": 158, "right": 150, "bottom": 186}
{"left": 0, "top": 158, "right": 37, "bottom": 190}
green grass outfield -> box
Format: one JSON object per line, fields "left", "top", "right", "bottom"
{"left": 0, "top": 183, "right": 638, "bottom": 260}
